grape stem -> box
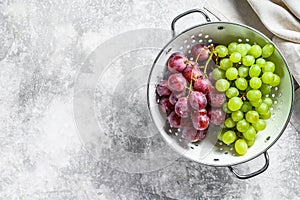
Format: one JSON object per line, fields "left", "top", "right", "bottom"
{"left": 186, "top": 67, "right": 195, "bottom": 98}
{"left": 203, "top": 48, "right": 215, "bottom": 75}
{"left": 240, "top": 92, "right": 247, "bottom": 101}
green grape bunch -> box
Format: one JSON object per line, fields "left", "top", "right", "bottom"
{"left": 213, "top": 41, "right": 279, "bottom": 156}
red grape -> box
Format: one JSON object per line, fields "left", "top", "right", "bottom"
{"left": 191, "top": 44, "right": 210, "bottom": 62}
{"left": 189, "top": 91, "right": 207, "bottom": 110}
{"left": 167, "top": 111, "right": 181, "bottom": 128}
{"left": 194, "top": 77, "right": 212, "bottom": 94}
{"left": 208, "top": 71, "right": 216, "bottom": 85}
{"left": 169, "top": 92, "right": 178, "bottom": 105}
{"left": 168, "top": 90, "right": 186, "bottom": 105}
{"left": 158, "top": 97, "right": 174, "bottom": 115}
{"left": 175, "top": 97, "right": 191, "bottom": 118}
{"left": 191, "top": 110, "right": 210, "bottom": 130}
{"left": 182, "top": 63, "right": 203, "bottom": 82}
{"left": 167, "top": 53, "right": 188, "bottom": 73}
{"left": 207, "top": 87, "right": 226, "bottom": 107}
{"left": 156, "top": 80, "right": 171, "bottom": 97}
{"left": 198, "top": 109, "right": 207, "bottom": 116}
{"left": 167, "top": 73, "right": 187, "bottom": 92}
{"left": 198, "top": 129, "right": 208, "bottom": 140}
{"left": 208, "top": 107, "right": 226, "bottom": 125}
{"left": 174, "top": 90, "right": 187, "bottom": 98}
{"left": 181, "top": 123, "right": 201, "bottom": 142}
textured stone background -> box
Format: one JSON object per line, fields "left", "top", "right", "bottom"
{"left": 0, "top": 0, "right": 299, "bottom": 199}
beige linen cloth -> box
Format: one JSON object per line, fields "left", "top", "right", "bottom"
{"left": 204, "top": 0, "right": 300, "bottom": 85}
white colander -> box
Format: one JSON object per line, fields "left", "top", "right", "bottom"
{"left": 147, "top": 9, "right": 294, "bottom": 179}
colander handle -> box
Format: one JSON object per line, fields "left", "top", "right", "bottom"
{"left": 228, "top": 151, "right": 270, "bottom": 179}
{"left": 171, "top": 9, "right": 211, "bottom": 37}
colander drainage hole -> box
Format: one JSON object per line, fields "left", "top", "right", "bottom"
{"left": 265, "top": 136, "right": 271, "bottom": 142}
{"left": 213, "top": 158, "right": 219, "bottom": 161}
{"left": 217, "top": 26, "right": 224, "bottom": 30}
{"left": 224, "top": 151, "right": 228, "bottom": 155}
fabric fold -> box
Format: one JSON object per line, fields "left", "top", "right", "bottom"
{"left": 248, "top": 0, "right": 300, "bottom": 44}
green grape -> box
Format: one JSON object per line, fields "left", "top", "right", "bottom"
{"left": 222, "top": 102, "right": 232, "bottom": 113}
{"left": 245, "top": 43, "right": 252, "bottom": 52}
{"left": 230, "top": 52, "right": 242, "bottom": 63}
{"left": 236, "top": 119, "right": 250, "bottom": 132}
{"left": 260, "top": 83, "right": 271, "bottom": 95}
{"left": 249, "top": 64, "right": 261, "bottom": 77}
{"left": 228, "top": 42, "right": 238, "bottom": 54}
{"left": 252, "top": 119, "right": 266, "bottom": 131}
{"left": 219, "top": 58, "right": 233, "bottom": 70}
{"left": 228, "top": 97, "right": 243, "bottom": 111}
{"left": 246, "top": 139, "right": 255, "bottom": 147}
{"left": 241, "top": 101, "right": 252, "bottom": 113}
{"left": 245, "top": 110, "right": 259, "bottom": 123}
{"left": 262, "top": 97, "right": 273, "bottom": 107}
{"left": 242, "top": 126, "right": 256, "bottom": 140}
{"left": 250, "top": 99, "right": 262, "bottom": 107}
{"left": 226, "top": 67, "right": 239, "bottom": 80}
{"left": 262, "top": 43, "right": 275, "bottom": 58}
{"left": 215, "top": 79, "right": 230, "bottom": 92}
{"left": 217, "top": 130, "right": 224, "bottom": 141}
{"left": 249, "top": 77, "right": 262, "bottom": 89}
{"left": 238, "top": 65, "right": 249, "bottom": 78}
{"left": 225, "top": 118, "right": 236, "bottom": 128}
{"left": 234, "top": 139, "right": 248, "bottom": 155}
{"left": 261, "top": 72, "right": 274, "bottom": 84}
{"left": 226, "top": 87, "right": 239, "bottom": 98}
{"left": 232, "top": 110, "right": 244, "bottom": 122}
{"left": 256, "top": 58, "right": 266, "bottom": 67}
{"left": 270, "top": 74, "right": 280, "bottom": 87}
{"left": 236, "top": 43, "right": 248, "bottom": 56}
{"left": 235, "top": 77, "right": 248, "bottom": 91}
{"left": 216, "top": 45, "right": 228, "bottom": 57}
{"left": 212, "top": 68, "right": 225, "bottom": 80}
{"left": 248, "top": 44, "right": 262, "bottom": 58}
{"left": 222, "top": 130, "right": 237, "bottom": 144}
{"left": 262, "top": 61, "right": 275, "bottom": 73}
{"left": 242, "top": 55, "right": 255, "bottom": 66}
{"left": 246, "top": 89, "right": 262, "bottom": 101}
{"left": 255, "top": 102, "right": 269, "bottom": 114}
{"left": 260, "top": 110, "right": 271, "bottom": 119}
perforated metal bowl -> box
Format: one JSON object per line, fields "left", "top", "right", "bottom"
{"left": 147, "top": 9, "right": 294, "bottom": 179}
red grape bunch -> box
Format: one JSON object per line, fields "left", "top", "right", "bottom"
{"left": 156, "top": 44, "right": 226, "bottom": 143}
